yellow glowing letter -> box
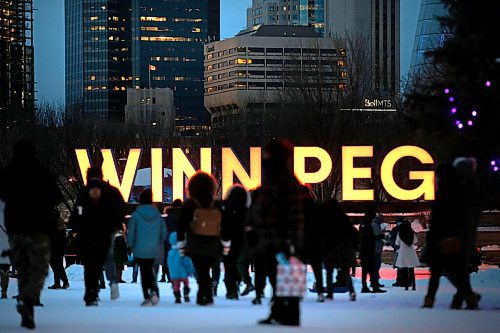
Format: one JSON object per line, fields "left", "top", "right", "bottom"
{"left": 381, "top": 146, "right": 435, "bottom": 200}
{"left": 101, "top": 149, "right": 142, "bottom": 202}
{"left": 151, "top": 148, "right": 163, "bottom": 202}
{"left": 293, "top": 147, "right": 333, "bottom": 184}
{"left": 75, "top": 149, "right": 92, "bottom": 185}
{"left": 222, "top": 147, "right": 261, "bottom": 198}
{"left": 342, "top": 146, "right": 374, "bottom": 201}
{"left": 172, "top": 148, "right": 212, "bottom": 201}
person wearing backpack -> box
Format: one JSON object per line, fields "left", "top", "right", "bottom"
{"left": 177, "top": 172, "right": 230, "bottom": 306}
{"left": 127, "top": 189, "right": 167, "bottom": 306}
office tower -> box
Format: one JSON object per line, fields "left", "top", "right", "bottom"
{"left": 131, "top": 0, "right": 219, "bottom": 132}
{"left": 247, "top": 0, "right": 326, "bottom": 36}
{"left": 65, "top": 0, "right": 132, "bottom": 122}
{"left": 204, "top": 25, "right": 346, "bottom": 137}
{"left": 0, "top": 0, "right": 35, "bottom": 123}
{"left": 409, "top": 0, "right": 450, "bottom": 76}
{"left": 327, "top": 0, "right": 400, "bottom": 96}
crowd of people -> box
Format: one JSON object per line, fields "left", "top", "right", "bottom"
{"left": 0, "top": 139, "right": 483, "bottom": 329}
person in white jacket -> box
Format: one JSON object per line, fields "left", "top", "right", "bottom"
{"left": 395, "top": 220, "right": 420, "bottom": 291}
{"left": 0, "top": 199, "right": 11, "bottom": 299}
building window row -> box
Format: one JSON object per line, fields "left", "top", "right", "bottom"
{"left": 139, "top": 36, "right": 202, "bottom": 42}
{"left": 206, "top": 47, "right": 344, "bottom": 60}
{"left": 205, "top": 80, "right": 345, "bottom": 94}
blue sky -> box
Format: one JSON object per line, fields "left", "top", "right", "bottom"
{"left": 34, "top": 0, "right": 421, "bottom": 104}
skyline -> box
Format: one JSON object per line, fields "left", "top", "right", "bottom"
{"left": 34, "top": 0, "right": 421, "bottom": 104}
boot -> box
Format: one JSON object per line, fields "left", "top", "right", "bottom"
{"left": 174, "top": 291, "right": 182, "bottom": 304}
{"left": 450, "top": 294, "right": 463, "bottom": 309}
{"left": 350, "top": 292, "right": 356, "bottom": 301}
{"left": 421, "top": 296, "right": 434, "bottom": 308}
{"left": 361, "top": 286, "right": 372, "bottom": 293}
{"left": 372, "top": 287, "right": 386, "bottom": 293}
{"left": 183, "top": 286, "right": 190, "bottom": 303}
{"left": 1, "top": 271, "right": 8, "bottom": 298}
{"left": 316, "top": 293, "right": 325, "bottom": 303}
{"left": 48, "top": 284, "right": 62, "bottom": 290}
{"left": 62, "top": 282, "right": 70, "bottom": 289}
{"left": 212, "top": 281, "right": 218, "bottom": 297}
{"left": 465, "top": 293, "right": 481, "bottom": 310}
{"left": 17, "top": 298, "right": 35, "bottom": 329}
{"left": 252, "top": 296, "right": 262, "bottom": 305}
{"left": 110, "top": 282, "right": 119, "bottom": 300}
{"left": 240, "top": 283, "right": 255, "bottom": 296}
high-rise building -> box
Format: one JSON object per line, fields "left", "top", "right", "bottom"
{"left": 132, "top": 0, "right": 219, "bottom": 130}
{"left": 65, "top": 0, "right": 219, "bottom": 127}
{"left": 65, "top": 0, "right": 132, "bottom": 122}
{"left": 326, "top": 0, "right": 400, "bottom": 96}
{"left": 409, "top": 0, "right": 450, "bottom": 76}
{"left": 0, "top": 0, "right": 35, "bottom": 124}
{"left": 204, "top": 25, "right": 347, "bottom": 138}
{"left": 247, "top": 0, "right": 326, "bottom": 36}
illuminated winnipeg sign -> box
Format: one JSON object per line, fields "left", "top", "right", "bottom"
{"left": 75, "top": 146, "right": 435, "bottom": 202}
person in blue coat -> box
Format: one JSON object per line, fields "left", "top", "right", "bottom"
{"left": 127, "top": 190, "right": 167, "bottom": 306}
{"left": 167, "top": 231, "right": 194, "bottom": 303}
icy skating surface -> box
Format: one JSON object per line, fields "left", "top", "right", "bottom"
{"left": 1, "top": 266, "right": 500, "bottom": 333}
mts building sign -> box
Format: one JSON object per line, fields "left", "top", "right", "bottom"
{"left": 75, "top": 146, "right": 435, "bottom": 203}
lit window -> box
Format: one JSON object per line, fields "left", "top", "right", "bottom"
{"left": 140, "top": 16, "right": 167, "bottom": 22}
{"left": 90, "top": 16, "right": 99, "bottom": 21}
{"left": 236, "top": 58, "right": 251, "bottom": 65}
{"left": 86, "top": 85, "right": 92, "bottom": 90}
{"left": 341, "top": 72, "right": 348, "bottom": 78}
{"left": 174, "top": 76, "right": 185, "bottom": 81}
{"left": 90, "top": 75, "right": 96, "bottom": 81}
{"left": 140, "top": 36, "right": 194, "bottom": 42}
{"left": 337, "top": 60, "right": 346, "bottom": 66}
{"left": 192, "top": 28, "right": 202, "bottom": 33}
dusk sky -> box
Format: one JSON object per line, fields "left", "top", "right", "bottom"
{"left": 33, "top": 0, "right": 421, "bottom": 104}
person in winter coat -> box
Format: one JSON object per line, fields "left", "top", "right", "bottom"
{"left": 0, "top": 139, "right": 63, "bottom": 329}
{"left": 167, "top": 232, "right": 194, "bottom": 303}
{"left": 359, "top": 207, "right": 386, "bottom": 293}
{"left": 159, "top": 199, "right": 183, "bottom": 283}
{"left": 113, "top": 225, "right": 128, "bottom": 283}
{"left": 222, "top": 185, "right": 251, "bottom": 300}
{"left": 0, "top": 199, "right": 11, "bottom": 299}
{"left": 301, "top": 190, "right": 324, "bottom": 302}
{"left": 127, "top": 189, "right": 167, "bottom": 306}
{"left": 70, "top": 166, "right": 126, "bottom": 306}
{"left": 390, "top": 218, "right": 405, "bottom": 287}
{"left": 395, "top": 220, "right": 420, "bottom": 291}
{"left": 371, "top": 215, "right": 386, "bottom": 288}
{"left": 177, "top": 172, "right": 230, "bottom": 306}
{"left": 324, "top": 199, "right": 358, "bottom": 301}
{"left": 245, "top": 139, "right": 309, "bottom": 326}
{"left": 48, "top": 213, "right": 70, "bottom": 289}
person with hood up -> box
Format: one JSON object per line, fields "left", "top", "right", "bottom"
{"left": 245, "top": 139, "right": 309, "bottom": 326}
{"left": 395, "top": 220, "right": 420, "bottom": 290}
{"left": 159, "top": 199, "right": 183, "bottom": 283}
{"left": 70, "top": 166, "right": 126, "bottom": 306}
{"left": 167, "top": 231, "right": 194, "bottom": 303}
{"left": 177, "top": 172, "right": 230, "bottom": 306}
{"left": 222, "top": 184, "right": 251, "bottom": 300}
{"left": 0, "top": 139, "right": 62, "bottom": 329}
{"left": 127, "top": 189, "right": 167, "bottom": 306}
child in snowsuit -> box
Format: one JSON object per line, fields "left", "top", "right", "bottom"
{"left": 167, "top": 232, "right": 194, "bottom": 303}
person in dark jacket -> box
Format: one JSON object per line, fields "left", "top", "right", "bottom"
{"left": 246, "top": 139, "right": 308, "bottom": 326}
{"left": 159, "top": 199, "right": 183, "bottom": 283}
{"left": 113, "top": 225, "right": 128, "bottom": 283}
{"left": 177, "top": 172, "right": 230, "bottom": 306}
{"left": 222, "top": 185, "right": 250, "bottom": 300}
{"left": 301, "top": 191, "right": 324, "bottom": 302}
{"left": 390, "top": 217, "right": 405, "bottom": 287}
{"left": 359, "top": 207, "right": 386, "bottom": 293}
{"left": 70, "top": 167, "right": 126, "bottom": 306}
{"left": 423, "top": 162, "right": 481, "bottom": 309}
{"left": 324, "top": 199, "right": 357, "bottom": 301}
{"left": 48, "top": 213, "right": 70, "bottom": 289}
{"left": 0, "top": 139, "right": 62, "bottom": 329}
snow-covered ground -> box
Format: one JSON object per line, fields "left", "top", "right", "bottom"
{"left": 1, "top": 265, "right": 499, "bottom": 333}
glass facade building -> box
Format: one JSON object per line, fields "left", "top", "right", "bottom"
{"left": 247, "top": 0, "right": 325, "bottom": 36}
{"left": 65, "top": 0, "right": 132, "bottom": 122}
{"left": 132, "top": 0, "right": 219, "bottom": 126}
{"left": 409, "top": 0, "right": 450, "bottom": 76}
{"left": 66, "top": 0, "right": 219, "bottom": 125}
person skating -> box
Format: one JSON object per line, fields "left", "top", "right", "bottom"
{"left": 0, "top": 139, "right": 62, "bottom": 329}
{"left": 325, "top": 199, "right": 358, "bottom": 301}
{"left": 1, "top": 199, "right": 11, "bottom": 299}
{"left": 177, "top": 172, "right": 230, "bottom": 306}
{"left": 359, "top": 207, "right": 386, "bottom": 293}
{"left": 371, "top": 215, "right": 386, "bottom": 289}
{"left": 113, "top": 225, "right": 128, "bottom": 284}
{"left": 222, "top": 185, "right": 250, "bottom": 300}
{"left": 395, "top": 220, "right": 420, "bottom": 291}
{"left": 390, "top": 218, "right": 405, "bottom": 287}
{"left": 70, "top": 166, "right": 126, "bottom": 306}
{"left": 167, "top": 231, "right": 194, "bottom": 303}
{"left": 48, "top": 211, "right": 70, "bottom": 290}
{"left": 127, "top": 189, "right": 167, "bottom": 306}
{"left": 159, "top": 199, "right": 182, "bottom": 283}
{"left": 246, "top": 140, "right": 309, "bottom": 326}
